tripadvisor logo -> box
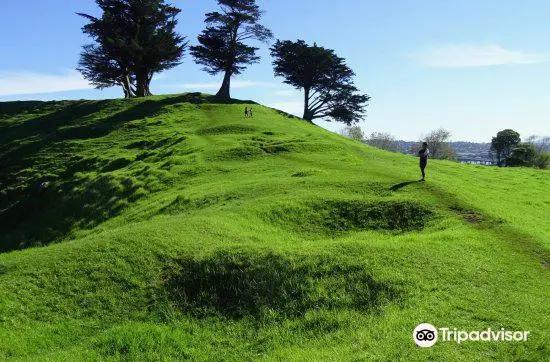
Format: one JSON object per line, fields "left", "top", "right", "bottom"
{"left": 413, "top": 323, "right": 530, "bottom": 347}
{"left": 413, "top": 323, "right": 438, "bottom": 347}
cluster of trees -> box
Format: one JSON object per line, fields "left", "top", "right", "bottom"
{"left": 77, "top": 0, "right": 187, "bottom": 98}
{"left": 490, "top": 130, "right": 549, "bottom": 169}
{"left": 342, "top": 126, "right": 456, "bottom": 160}
{"left": 366, "top": 132, "right": 401, "bottom": 153}
{"left": 77, "top": 0, "right": 369, "bottom": 125}
{"left": 342, "top": 128, "right": 401, "bottom": 153}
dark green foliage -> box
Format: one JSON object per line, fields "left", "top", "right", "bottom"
{"left": 164, "top": 250, "right": 402, "bottom": 318}
{"left": 77, "top": 0, "right": 187, "bottom": 97}
{"left": 534, "top": 152, "right": 550, "bottom": 169}
{"left": 270, "top": 40, "right": 370, "bottom": 125}
{"left": 490, "top": 129, "right": 521, "bottom": 166}
{"left": 507, "top": 143, "right": 537, "bottom": 167}
{"left": 190, "top": 0, "right": 273, "bottom": 100}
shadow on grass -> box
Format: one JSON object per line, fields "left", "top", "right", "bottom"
{"left": 164, "top": 250, "right": 403, "bottom": 319}
{"left": 0, "top": 93, "right": 272, "bottom": 253}
{"left": 0, "top": 173, "right": 146, "bottom": 253}
{"left": 0, "top": 94, "right": 224, "bottom": 253}
{"left": 389, "top": 180, "right": 420, "bottom": 191}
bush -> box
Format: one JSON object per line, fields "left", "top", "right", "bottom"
{"left": 534, "top": 152, "right": 550, "bottom": 169}
{"left": 507, "top": 144, "right": 537, "bottom": 167}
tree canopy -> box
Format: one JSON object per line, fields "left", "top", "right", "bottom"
{"left": 190, "top": 0, "right": 272, "bottom": 100}
{"left": 270, "top": 40, "right": 370, "bottom": 125}
{"left": 490, "top": 129, "right": 521, "bottom": 166}
{"left": 420, "top": 128, "right": 456, "bottom": 161}
{"left": 77, "top": 0, "right": 187, "bottom": 98}
{"left": 507, "top": 144, "right": 537, "bottom": 167}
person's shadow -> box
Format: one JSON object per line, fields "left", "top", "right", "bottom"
{"left": 390, "top": 180, "right": 420, "bottom": 191}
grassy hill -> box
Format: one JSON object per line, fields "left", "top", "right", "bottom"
{"left": 0, "top": 93, "right": 548, "bottom": 361}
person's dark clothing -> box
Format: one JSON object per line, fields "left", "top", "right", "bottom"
{"left": 418, "top": 148, "right": 429, "bottom": 179}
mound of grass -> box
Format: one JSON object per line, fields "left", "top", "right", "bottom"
{"left": 197, "top": 124, "right": 257, "bottom": 135}
{"left": 0, "top": 93, "right": 548, "bottom": 361}
{"left": 214, "top": 145, "right": 265, "bottom": 160}
{"left": 267, "top": 200, "right": 434, "bottom": 235}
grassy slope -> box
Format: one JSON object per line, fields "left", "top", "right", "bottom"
{"left": 0, "top": 94, "right": 548, "bottom": 361}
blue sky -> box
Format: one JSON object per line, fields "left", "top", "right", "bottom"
{"left": 1, "top": 0, "right": 549, "bottom": 141}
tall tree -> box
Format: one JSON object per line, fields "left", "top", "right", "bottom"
{"left": 190, "top": 0, "right": 273, "bottom": 100}
{"left": 270, "top": 40, "right": 370, "bottom": 125}
{"left": 490, "top": 129, "right": 521, "bottom": 166}
{"left": 77, "top": 0, "right": 187, "bottom": 98}
{"left": 420, "top": 128, "right": 456, "bottom": 161}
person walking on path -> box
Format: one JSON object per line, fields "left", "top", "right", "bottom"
{"left": 418, "top": 142, "right": 429, "bottom": 181}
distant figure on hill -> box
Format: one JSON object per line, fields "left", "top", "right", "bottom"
{"left": 418, "top": 142, "right": 429, "bottom": 181}
{"left": 244, "top": 107, "right": 249, "bottom": 118}
{"left": 249, "top": 108, "right": 253, "bottom": 118}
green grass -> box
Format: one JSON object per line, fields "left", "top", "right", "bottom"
{"left": 0, "top": 93, "right": 548, "bottom": 361}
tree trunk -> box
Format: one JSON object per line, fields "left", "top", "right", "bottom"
{"left": 121, "top": 81, "right": 130, "bottom": 98}
{"left": 144, "top": 81, "right": 152, "bottom": 96}
{"left": 216, "top": 70, "right": 232, "bottom": 100}
{"left": 302, "top": 87, "right": 314, "bottom": 122}
{"left": 135, "top": 68, "right": 149, "bottom": 97}
{"left": 121, "top": 74, "right": 134, "bottom": 98}
{"left": 145, "top": 73, "right": 153, "bottom": 96}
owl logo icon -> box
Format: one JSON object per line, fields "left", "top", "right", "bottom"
{"left": 413, "top": 323, "right": 438, "bottom": 347}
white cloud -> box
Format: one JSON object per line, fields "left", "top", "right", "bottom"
{"left": 0, "top": 70, "right": 93, "bottom": 96}
{"left": 409, "top": 44, "right": 548, "bottom": 68}
{"left": 164, "top": 80, "right": 278, "bottom": 90}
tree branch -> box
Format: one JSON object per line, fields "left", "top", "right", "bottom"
{"left": 308, "top": 88, "right": 320, "bottom": 101}
{"left": 308, "top": 97, "right": 325, "bottom": 110}
{"left": 312, "top": 106, "right": 331, "bottom": 115}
